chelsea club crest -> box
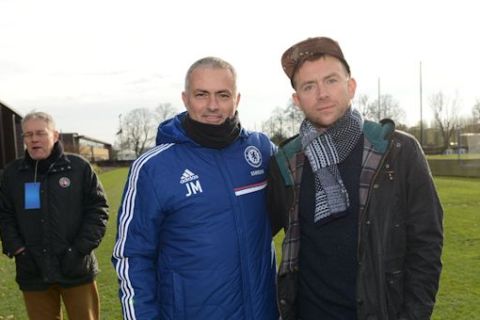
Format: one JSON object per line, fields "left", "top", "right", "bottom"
{"left": 244, "top": 146, "right": 262, "bottom": 168}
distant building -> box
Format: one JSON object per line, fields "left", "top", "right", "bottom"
{"left": 60, "top": 133, "right": 113, "bottom": 162}
{"left": 407, "top": 126, "right": 445, "bottom": 154}
{"left": 0, "top": 100, "right": 23, "bottom": 171}
{"left": 463, "top": 133, "right": 480, "bottom": 153}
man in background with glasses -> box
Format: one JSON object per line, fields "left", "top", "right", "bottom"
{"left": 0, "top": 111, "right": 109, "bottom": 320}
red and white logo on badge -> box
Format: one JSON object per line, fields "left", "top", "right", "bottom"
{"left": 58, "top": 177, "right": 71, "bottom": 188}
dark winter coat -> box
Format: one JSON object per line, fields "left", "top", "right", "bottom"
{"left": 0, "top": 144, "right": 108, "bottom": 291}
{"left": 112, "top": 113, "right": 278, "bottom": 319}
{"left": 268, "top": 119, "right": 443, "bottom": 320}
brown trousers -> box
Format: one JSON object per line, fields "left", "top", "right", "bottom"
{"left": 22, "top": 281, "right": 99, "bottom": 320}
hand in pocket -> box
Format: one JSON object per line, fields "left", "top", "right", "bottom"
{"left": 15, "top": 249, "right": 40, "bottom": 280}
{"left": 61, "top": 247, "right": 92, "bottom": 278}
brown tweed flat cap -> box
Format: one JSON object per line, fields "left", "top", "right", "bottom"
{"left": 281, "top": 36, "right": 350, "bottom": 84}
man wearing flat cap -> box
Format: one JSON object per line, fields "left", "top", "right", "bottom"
{"left": 267, "top": 36, "right": 443, "bottom": 319}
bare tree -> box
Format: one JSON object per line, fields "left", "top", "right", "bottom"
{"left": 262, "top": 106, "right": 288, "bottom": 145}
{"left": 365, "top": 94, "right": 405, "bottom": 123}
{"left": 283, "top": 99, "right": 304, "bottom": 137}
{"left": 117, "top": 108, "right": 157, "bottom": 157}
{"left": 261, "top": 98, "right": 305, "bottom": 144}
{"left": 354, "top": 94, "right": 370, "bottom": 118}
{"left": 154, "top": 103, "right": 178, "bottom": 124}
{"left": 472, "top": 99, "right": 480, "bottom": 125}
{"left": 429, "top": 91, "right": 460, "bottom": 151}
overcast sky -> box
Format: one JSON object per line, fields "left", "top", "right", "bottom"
{"left": 1, "top": 0, "right": 478, "bottom": 143}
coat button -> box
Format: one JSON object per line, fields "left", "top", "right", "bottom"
{"left": 280, "top": 299, "right": 287, "bottom": 305}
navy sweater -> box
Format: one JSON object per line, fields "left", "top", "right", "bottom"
{"left": 297, "top": 136, "right": 363, "bottom": 320}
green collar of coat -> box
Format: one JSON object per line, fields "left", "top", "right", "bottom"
{"left": 275, "top": 118, "right": 395, "bottom": 186}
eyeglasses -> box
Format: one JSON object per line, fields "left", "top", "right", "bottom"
{"left": 22, "top": 130, "right": 50, "bottom": 140}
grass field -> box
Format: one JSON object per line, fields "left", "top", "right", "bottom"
{"left": 427, "top": 153, "right": 480, "bottom": 160}
{"left": 0, "top": 168, "right": 129, "bottom": 320}
{"left": 0, "top": 169, "right": 479, "bottom": 319}
{"left": 429, "top": 177, "right": 480, "bottom": 319}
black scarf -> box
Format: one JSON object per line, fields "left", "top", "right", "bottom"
{"left": 182, "top": 112, "right": 241, "bottom": 149}
{"left": 25, "top": 141, "right": 64, "bottom": 175}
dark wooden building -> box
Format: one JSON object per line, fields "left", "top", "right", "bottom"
{"left": 0, "top": 100, "right": 23, "bottom": 172}
{"left": 60, "top": 133, "right": 113, "bottom": 162}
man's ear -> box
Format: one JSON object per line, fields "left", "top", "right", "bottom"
{"left": 53, "top": 130, "right": 60, "bottom": 143}
{"left": 292, "top": 93, "right": 302, "bottom": 112}
{"left": 234, "top": 93, "right": 241, "bottom": 111}
{"left": 181, "top": 91, "right": 188, "bottom": 107}
{"left": 348, "top": 77, "right": 357, "bottom": 99}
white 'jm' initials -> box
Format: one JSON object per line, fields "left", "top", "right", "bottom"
{"left": 185, "top": 180, "right": 203, "bottom": 197}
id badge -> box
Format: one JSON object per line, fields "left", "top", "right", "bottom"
{"left": 25, "top": 182, "right": 41, "bottom": 209}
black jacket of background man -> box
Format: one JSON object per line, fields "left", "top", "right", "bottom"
{"left": 0, "top": 142, "right": 109, "bottom": 290}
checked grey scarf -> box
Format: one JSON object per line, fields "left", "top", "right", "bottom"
{"left": 299, "top": 107, "right": 363, "bottom": 224}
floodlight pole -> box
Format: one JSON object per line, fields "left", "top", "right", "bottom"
{"left": 419, "top": 61, "right": 424, "bottom": 147}
{"left": 377, "top": 77, "right": 381, "bottom": 121}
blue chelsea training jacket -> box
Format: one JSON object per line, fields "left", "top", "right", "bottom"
{"left": 112, "top": 112, "right": 278, "bottom": 319}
